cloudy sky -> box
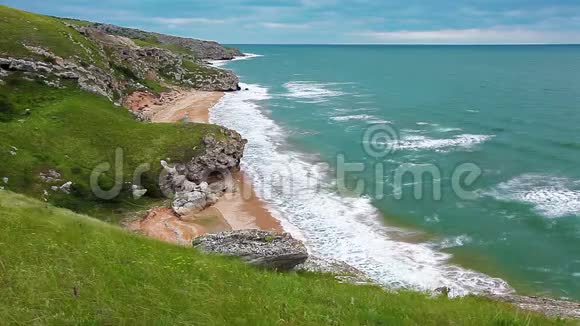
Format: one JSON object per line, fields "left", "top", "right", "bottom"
{"left": 4, "top": 0, "right": 580, "bottom": 44}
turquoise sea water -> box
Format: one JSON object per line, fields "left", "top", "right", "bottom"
{"left": 210, "top": 45, "right": 580, "bottom": 300}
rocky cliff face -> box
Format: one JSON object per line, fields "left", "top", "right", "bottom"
{"left": 92, "top": 24, "right": 243, "bottom": 60}
{"left": 0, "top": 19, "right": 240, "bottom": 104}
{"left": 0, "top": 55, "right": 115, "bottom": 100}
{"left": 160, "top": 128, "right": 247, "bottom": 215}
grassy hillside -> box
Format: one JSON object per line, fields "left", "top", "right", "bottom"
{"left": 0, "top": 76, "right": 225, "bottom": 221}
{"left": 0, "top": 5, "right": 239, "bottom": 99}
{"left": 0, "top": 5, "right": 241, "bottom": 222}
{"left": 0, "top": 5, "right": 106, "bottom": 68}
{"left": 0, "top": 191, "right": 568, "bottom": 325}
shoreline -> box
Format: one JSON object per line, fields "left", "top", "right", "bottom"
{"left": 127, "top": 88, "right": 283, "bottom": 245}
{"left": 121, "top": 87, "right": 580, "bottom": 319}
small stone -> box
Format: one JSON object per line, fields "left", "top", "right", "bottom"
{"left": 60, "top": 181, "right": 73, "bottom": 194}
{"left": 131, "top": 185, "right": 147, "bottom": 199}
{"left": 40, "top": 170, "right": 62, "bottom": 182}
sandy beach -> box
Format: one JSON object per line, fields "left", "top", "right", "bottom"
{"left": 127, "top": 89, "right": 282, "bottom": 245}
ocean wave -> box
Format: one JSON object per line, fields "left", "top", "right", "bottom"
{"left": 396, "top": 134, "right": 494, "bottom": 152}
{"left": 486, "top": 174, "right": 580, "bottom": 218}
{"left": 283, "top": 81, "right": 346, "bottom": 103}
{"left": 416, "top": 122, "right": 437, "bottom": 126}
{"left": 436, "top": 127, "right": 463, "bottom": 133}
{"left": 430, "top": 235, "right": 473, "bottom": 250}
{"left": 210, "top": 82, "right": 512, "bottom": 297}
{"left": 331, "top": 114, "right": 393, "bottom": 124}
{"left": 208, "top": 53, "right": 264, "bottom": 67}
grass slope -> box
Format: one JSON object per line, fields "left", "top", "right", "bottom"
{"left": 0, "top": 191, "right": 568, "bottom": 325}
{"left": 0, "top": 5, "right": 105, "bottom": 68}
{"left": 0, "top": 77, "right": 225, "bottom": 221}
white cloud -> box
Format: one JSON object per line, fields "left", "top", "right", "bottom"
{"left": 352, "top": 27, "right": 580, "bottom": 44}
{"left": 260, "top": 22, "right": 311, "bottom": 29}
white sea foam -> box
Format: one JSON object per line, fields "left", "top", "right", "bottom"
{"left": 436, "top": 127, "right": 463, "bottom": 133}
{"left": 487, "top": 174, "right": 580, "bottom": 218}
{"left": 416, "top": 122, "right": 437, "bottom": 126}
{"left": 425, "top": 214, "right": 441, "bottom": 224}
{"left": 208, "top": 53, "right": 264, "bottom": 67}
{"left": 330, "top": 114, "right": 392, "bottom": 124}
{"left": 331, "top": 114, "right": 374, "bottom": 121}
{"left": 210, "top": 82, "right": 512, "bottom": 297}
{"left": 396, "top": 134, "right": 493, "bottom": 152}
{"left": 431, "top": 235, "right": 473, "bottom": 250}
{"left": 283, "top": 81, "right": 346, "bottom": 103}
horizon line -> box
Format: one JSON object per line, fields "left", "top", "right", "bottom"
{"left": 226, "top": 43, "right": 580, "bottom": 46}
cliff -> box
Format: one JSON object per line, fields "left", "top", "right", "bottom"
{"left": 90, "top": 23, "right": 243, "bottom": 60}
{"left": 0, "top": 5, "right": 577, "bottom": 323}
{"left": 0, "top": 5, "right": 244, "bottom": 221}
{"left": 0, "top": 5, "right": 240, "bottom": 105}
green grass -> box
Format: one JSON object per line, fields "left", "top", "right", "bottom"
{"left": 57, "top": 17, "right": 93, "bottom": 27}
{"left": 182, "top": 59, "right": 220, "bottom": 77}
{"left": 0, "top": 5, "right": 106, "bottom": 68}
{"left": 0, "top": 76, "right": 225, "bottom": 222}
{"left": 0, "top": 191, "right": 569, "bottom": 325}
{"left": 141, "top": 78, "right": 169, "bottom": 93}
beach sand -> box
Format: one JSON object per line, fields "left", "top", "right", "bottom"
{"left": 150, "top": 90, "right": 222, "bottom": 123}
{"left": 127, "top": 89, "right": 282, "bottom": 245}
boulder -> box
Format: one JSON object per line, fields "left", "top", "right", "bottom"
{"left": 172, "top": 190, "right": 210, "bottom": 215}
{"left": 193, "top": 230, "right": 308, "bottom": 270}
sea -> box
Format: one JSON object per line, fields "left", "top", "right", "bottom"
{"left": 209, "top": 45, "right": 580, "bottom": 300}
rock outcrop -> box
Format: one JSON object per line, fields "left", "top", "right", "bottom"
{"left": 69, "top": 23, "right": 240, "bottom": 92}
{"left": 0, "top": 56, "right": 116, "bottom": 100}
{"left": 0, "top": 19, "right": 241, "bottom": 105}
{"left": 91, "top": 24, "right": 243, "bottom": 60}
{"left": 161, "top": 129, "right": 247, "bottom": 215}
{"left": 193, "top": 230, "right": 309, "bottom": 270}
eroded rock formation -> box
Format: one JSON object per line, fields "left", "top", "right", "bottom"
{"left": 0, "top": 20, "right": 241, "bottom": 105}
{"left": 193, "top": 230, "right": 309, "bottom": 270}
{"left": 160, "top": 129, "right": 247, "bottom": 215}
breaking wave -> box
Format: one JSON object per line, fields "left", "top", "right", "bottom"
{"left": 283, "top": 81, "right": 347, "bottom": 103}
{"left": 487, "top": 174, "right": 580, "bottom": 218}
{"left": 210, "top": 81, "right": 512, "bottom": 297}
{"left": 396, "top": 134, "right": 494, "bottom": 152}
